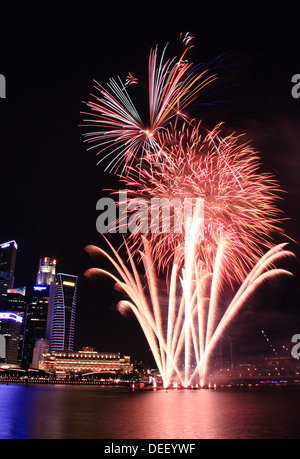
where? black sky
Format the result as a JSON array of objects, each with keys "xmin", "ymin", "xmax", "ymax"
[{"xmin": 0, "ymin": 3, "xmax": 300, "ymax": 365}]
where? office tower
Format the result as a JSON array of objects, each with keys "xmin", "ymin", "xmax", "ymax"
[
  {"xmin": 0, "ymin": 240, "xmax": 18, "ymax": 307},
  {"xmin": 22, "ymin": 284, "xmax": 53, "ymax": 368},
  {"xmin": 36, "ymin": 257, "xmax": 56, "ymax": 286},
  {"xmin": 0, "ymin": 312, "xmax": 23, "ymax": 367},
  {"xmin": 6, "ymin": 287, "xmax": 27, "ymax": 361},
  {"xmin": 22, "ymin": 257, "xmax": 56, "ymax": 368},
  {"xmin": 49, "ymin": 273, "xmax": 78, "ymax": 352}
]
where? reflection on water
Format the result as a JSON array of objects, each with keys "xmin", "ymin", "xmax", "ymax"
[{"xmin": 0, "ymin": 384, "xmax": 300, "ymax": 439}]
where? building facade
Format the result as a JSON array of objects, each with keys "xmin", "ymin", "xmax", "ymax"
[{"xmin": 39, "ymin": 348, "xmax": 132, "ymax": 376}]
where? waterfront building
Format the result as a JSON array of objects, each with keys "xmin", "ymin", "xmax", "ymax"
[
  {"xmin": 39, "ymin": 348, "xmax": 132, "ymax": 376},
  {"xmin": 0, "ymin": 312, "xmax": 23, "ymax": 367},
  {"xmin": 36, "ymin": 257, "xmax": 56, "ymax": 286},
  {"xmin": 48, "ymin": 273, "xmax": 78, "ymax": 352}
]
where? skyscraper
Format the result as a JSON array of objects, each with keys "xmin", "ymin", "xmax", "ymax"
[
  {"xmin": 36, "ymin": 257, "xmax": 56, "ymax": 286},
  {"xmin": 6, "ymin": 287, "xmax": 27, "ymax": 361},
  {"xmin": 22, "ymin": 285, "xmax": 52, "ymax": 368},
  {"xmin": 22, "ymin": 257, "xmax": 56, "ymax": 367},
  {"xmin": 0, "ymin": 240, "xmax": 18, "ymax": 308},
  {"xmin": 48, "ymin": 273, "xmax": 78, "ymax": 352}
]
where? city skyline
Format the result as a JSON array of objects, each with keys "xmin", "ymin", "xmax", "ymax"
[
  {"xmin": 0, "ymin": 5, "xmax": 300, "ymax": 367},
  {"xmin": 1, "ymin": 3, "xmax": 300, "ymax": 442},
  {"xmin": 0, "ymin": 240, "xmax": 80, "ymax": 369}
]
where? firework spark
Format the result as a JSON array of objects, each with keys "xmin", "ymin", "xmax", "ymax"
[
  {"xmin": 81, "ymin": 38, "xmax": 218, "ymax": 174},
  {"xmin": 85, "ymin": 235, "xmax": 294, "ymax": 387}
]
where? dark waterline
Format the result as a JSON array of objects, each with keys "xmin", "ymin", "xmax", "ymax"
[{"xmin": 0, "ymin": 384, "xmax": 300, "ymax": 439}]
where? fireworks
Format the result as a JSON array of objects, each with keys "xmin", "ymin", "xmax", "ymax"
[
  {"xmin": 82, "ymin": 35, "xmax": 293, "ymax": 387},
  {"xmin": 81, "ymin": 37, "xmax": 218, "ymax": 174},
  {"xmin": 85, "ymin": 238, "xmax": 294, "ymax": 387},
  {"xmin": 120, "ymin": 121, "xmax": 284, "ymax": 285}
]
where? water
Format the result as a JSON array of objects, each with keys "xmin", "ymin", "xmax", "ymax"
[{"xmin": 0, "ymin": 384, "xmax": 300, "ymax": 439}]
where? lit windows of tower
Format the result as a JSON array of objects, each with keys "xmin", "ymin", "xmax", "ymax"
[
  {"xmin": 36, "ymin": 257, "xmax": 56, "ymax": 286},
  {"xmin": 49, "ymin": 273, "xmax": 78, "ymax": 352}
]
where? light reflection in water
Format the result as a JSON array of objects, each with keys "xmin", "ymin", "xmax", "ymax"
[{"xmin": 0, "ymin": 384, "xmax": 300, "ymax": 439}]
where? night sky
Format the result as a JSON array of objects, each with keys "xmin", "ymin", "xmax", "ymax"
[{"xmin": 0, "ymin": 3, "xmax": 300, "ymax": 365}]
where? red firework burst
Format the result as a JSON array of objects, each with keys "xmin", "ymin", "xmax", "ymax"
[{"xmin": 118, "ymin": 121, "xmax": 284, "ymax": 285}]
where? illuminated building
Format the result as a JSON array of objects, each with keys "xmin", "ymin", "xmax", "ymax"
[
  {"xmin": 48, "ymin": 273, "xmax": 78, "ymax": 352},
  {"xmin": 0, "ymin": 312, "xmax": 23, "ymax": 367},
  {"xmin": 39, "ymin": 348, "xmax": 132, "ymax": 376},
  {"xmin": 36, "ymin": 257, "xmax": 56, "ymax": 286},
  {"xmin": 22, "ymin": 284, "xmax": 53, "ymax": 368},
  {"xmin": 22, "ymin": 257, "xmax": 56, "ymax": 368},
  {"xmin": 5, "ymin": 287, "xmax": 26, "ymax": 361},
  {"xmin": 0, "ymin": 242, "xmax": 22, "ymax": 366},
  {"xmin": 0, "ymin": 240, "xmax": 18, "ymax": 307}
]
